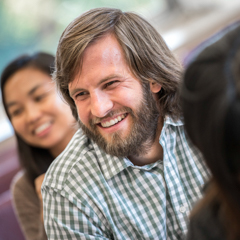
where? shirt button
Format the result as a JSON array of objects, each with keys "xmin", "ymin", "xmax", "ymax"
[{"xmin": 179, "ymin": 205, "xmax": 186, "ymax": 213}]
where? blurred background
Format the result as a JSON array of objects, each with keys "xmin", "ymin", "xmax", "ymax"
[
  {"xmin": 0, "ymin": 0, "xmax": 240, "ymax": 238},
  {"xmin": 1, "ymin": 0, "xmax": 240, "ymax": 141}
]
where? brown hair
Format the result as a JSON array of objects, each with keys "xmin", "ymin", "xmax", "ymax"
[{"xmin": 54, "ymin": 7, "xmax": 182, "ymax": 120}]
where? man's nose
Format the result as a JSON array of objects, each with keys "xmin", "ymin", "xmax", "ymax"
[{"xmin": 90, "ymin": 91, "xmax": 113, "ymax": 118}]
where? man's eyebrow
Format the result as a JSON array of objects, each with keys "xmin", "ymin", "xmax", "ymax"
[
  {"xmin": 69, "ymin": 74, "xmax": 122, "ymax": 98},
  {"xmin": 69, "ymin": 88, "xmax": 85, "ymax": 98}
]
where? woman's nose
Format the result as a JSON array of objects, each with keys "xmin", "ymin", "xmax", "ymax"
[
  {"xmin": 90, "ymin": 91, "xmax": 113, "ymax": 118},
  {"xmin": 25, "ymin": 104, "xmax": 42, "ymax": 123}
]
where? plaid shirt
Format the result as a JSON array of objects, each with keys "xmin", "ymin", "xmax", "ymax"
[{"xmin": 42, "ymin": 116, "xmax": 209, "ymax": 240}]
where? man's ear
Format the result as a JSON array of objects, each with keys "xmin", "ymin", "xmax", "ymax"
[{"xmin": 150, "ymin": 81, "xmax": 162, "ymax": 93}]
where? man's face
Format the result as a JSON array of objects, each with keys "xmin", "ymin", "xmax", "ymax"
[{"xmin": 69, "ymin": 34, "xmax": 160, "ymax": 157}]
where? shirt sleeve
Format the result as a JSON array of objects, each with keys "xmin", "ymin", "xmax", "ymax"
[
  {"xmin": 42, "ymin": 186, "xmax": 111, "ymax": 240},
  {"xmin": 11, "ymin": 172, "xmax": 47, "ymax": 240}
]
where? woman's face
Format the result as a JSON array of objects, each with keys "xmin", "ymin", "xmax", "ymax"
[{"xmin": 4, "ymin": 67, "xmax": 76, "ymax": 156}]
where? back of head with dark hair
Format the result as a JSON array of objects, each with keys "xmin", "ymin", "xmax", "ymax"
[
  {"xmin": 181, "ymin": 22, "xmax": 240, "ymax": 239},
  {"xmin": 0, "ymin": 52, "xmax": 55, "ymax": 184}
]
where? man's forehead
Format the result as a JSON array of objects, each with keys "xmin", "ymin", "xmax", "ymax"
[
  {"xmin": 69, "ymin": 35, "xmax": 128, "ymax": 85},
  {"xmin": 82, "ymin": 34, "xmax": 123, "ymax": 63}
]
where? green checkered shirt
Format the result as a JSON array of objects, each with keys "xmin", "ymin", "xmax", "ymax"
[{"xmin": 42, "ymin": 116, "xmax": 209, "ymax": 240}]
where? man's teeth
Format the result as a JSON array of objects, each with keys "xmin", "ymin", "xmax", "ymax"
[
  {"xmin": 35, "ymin": 122, "xmax": 51, "ymax": 134},
  {"xmin": 101, "ymin": 114, "xmax": 126, "ymax": 128}
]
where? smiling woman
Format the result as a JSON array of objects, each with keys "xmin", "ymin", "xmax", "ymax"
[
  {"xmin": 5, "ymin": 67, "xmax": 73, "ymax": 155},
  {"xmin": 0, "ymin": 52, "xmax": 77, "ymax": 240}
]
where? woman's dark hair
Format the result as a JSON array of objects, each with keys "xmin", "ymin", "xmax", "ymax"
[
  {"xmin": 0, "ymin": 52, "xmax": 55, "ymax": 185},
  {"xmin": 181, "ymin": 22, "xmax": 240, "ymax": 240}
]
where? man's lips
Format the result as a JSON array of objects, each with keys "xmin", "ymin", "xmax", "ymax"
[{"xmin": 98, "ymin": 113, "xmax": 127, "ymax": 128}]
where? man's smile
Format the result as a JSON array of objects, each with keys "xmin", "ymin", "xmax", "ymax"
[{"xmin": 99, "ymin": 113, "xmax": 127, "ymax": 128}]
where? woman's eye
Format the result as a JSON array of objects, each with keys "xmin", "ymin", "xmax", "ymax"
[
  {"xmin": 35, "ymin": 94, "xmax": 47, "ymax": 102},
  {"xmin": 11, "ymin": 108, "xmax": 23, "ymax": 117}
]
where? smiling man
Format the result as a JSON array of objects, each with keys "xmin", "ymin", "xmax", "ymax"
[
  {"xmin": 42, "ymin": 8, "xmax": 209, "ymax": 240},
  {"xmin": 70, "ymin": 34, "xmax": 162, "ymax": 166}
]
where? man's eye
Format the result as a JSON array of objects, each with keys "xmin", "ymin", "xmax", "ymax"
[
  {"xmin": 104, "ymin": 81, "xmax": 118, "ymax": 88},
  {"xmin": 75, "ymin": 92, "xmax": 88, "ymax": 100},
  {"xmin": 76, "ymin": 92, "xmax": 86, "ymax": 97}
]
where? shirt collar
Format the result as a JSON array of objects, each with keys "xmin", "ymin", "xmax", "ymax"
[
  {"xmin": 91, "ymin": 142, "xmax": 130, "ymax": 180},
  {"xmin": 164, "ymin": 115, "xmax": 184, "ymax": 127}
]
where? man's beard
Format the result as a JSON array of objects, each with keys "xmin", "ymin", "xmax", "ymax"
[{"xmin": 79, "ymin": 85, "xmax": 160, "ymax": 157}]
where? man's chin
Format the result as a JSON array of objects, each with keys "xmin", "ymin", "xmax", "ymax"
[{"xmin": 103, "ymin": 130, "xmax": 132, "ymax": 145}]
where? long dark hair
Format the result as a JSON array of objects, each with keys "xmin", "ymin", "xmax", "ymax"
[
  {"xmin": 181, "ymin": 22, "xmax": 240, "ymax": 240},
  {"xmin": 1, "ymin": 52, "xmax": 55, "ymax": 185}
]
